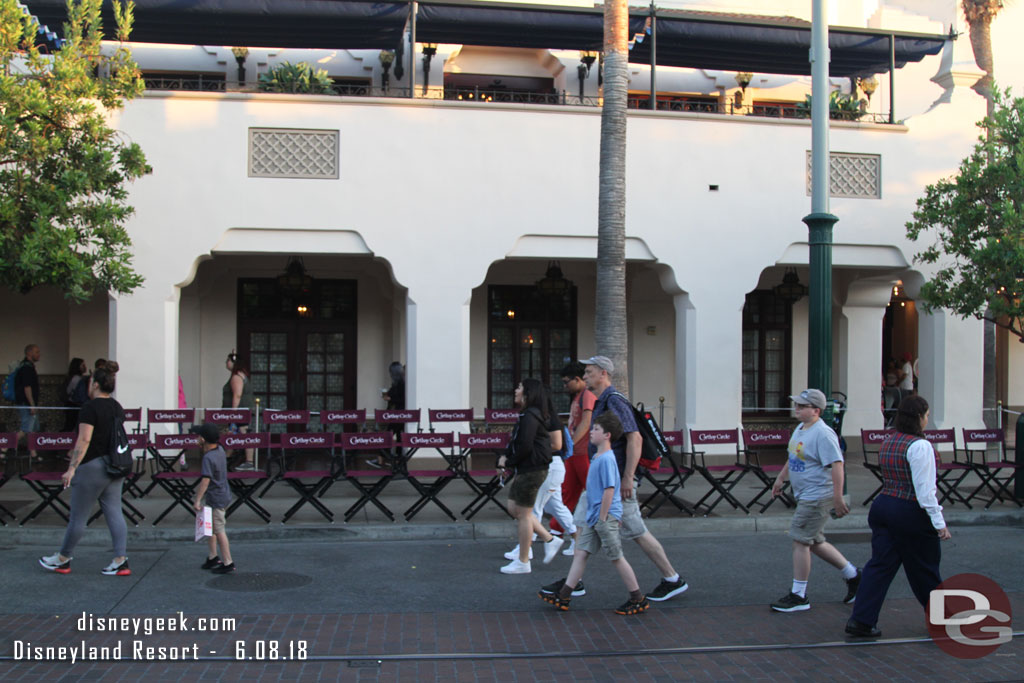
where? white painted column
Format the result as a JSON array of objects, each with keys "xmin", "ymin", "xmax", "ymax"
[
  {"xmin": 837, "ymin": 280, "xmax": 892, "ymax": 436},
  {"xmin": 404, "ymin": 283, "xmax": 472, "ymax": 427},
  {"xmin": 109, "ymin": 284, "xmax": 180, "ymax": 413},
  {"xmin": 918, "ymin": 309, "xmax": 984, "ymax": 430},
  {"xmin": 687, "ymin": 286, "xmax": 744, "ymax": 434},
  {"xmin": 673, "ymin": 293, "xmax": 696, "ymax": 437}
]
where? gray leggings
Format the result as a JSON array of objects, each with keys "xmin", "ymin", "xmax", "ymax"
[{"xmin": 60, "ymin": 458, "xmax": 128, "ymax": 558}]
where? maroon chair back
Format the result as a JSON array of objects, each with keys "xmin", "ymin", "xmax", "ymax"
[
  {"xmin": 428, "ymin": 409, "xmax": 473, "ymax": 430},
  {"xmin": 321, "ymin": 409, "xmax": 366, "ymax": 426},
  {"xmin": 263, "ymin": 409, "xmax": 310, "ymax": 426},
  {"xmin": 689, "ymin": 429, "xmax": 739, "ymax": 451},
  {"xmin": 280, "ymin": 432, "xmax": 335, "ymax": 450},
  {"xmin": 29, "ymin": 433, "xmax": 77, "ymax": 451},
  {"xmin": 459, "ymin": 432, "xmax": 510, "ymax": 451},
  {"xmin": 206, "ymin": 408, "xmax": 251, "ymax": 425},
  {"xmin": 222, "ymin": 432, "xmax": 271, "ymax": 450},
  {"xmin": 147, "ymin": 409, "xmax": 194, "ymax": 425},
  {"xmin": 375, "ymin": 409, "xmax": 420, "ymax": 425},
  {"xmin": 152, "ymin": 433, "xmax": 200, "ymax": 451},
  {"xmin": 401, "ymin": 432, "xmax": 454, "ymax": 449},
  {"xmin": 961, "ymin": 428, "xmax": 1006, "ymax": 462},
  {"xmin": 741, "ymin": 429, "xmax": 790, "ymax": 450},
  {"xmin": 484, "ymin": 409, "xmax": 519, "ymax": 425},
  {"xmin": 339, "ymin": 432, "xmax": 394, "ymax": 451}
]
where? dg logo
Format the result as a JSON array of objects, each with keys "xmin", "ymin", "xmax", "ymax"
[{"xmin": 927, "ymin": 573, "xmax": 1012, "ymax": 659}]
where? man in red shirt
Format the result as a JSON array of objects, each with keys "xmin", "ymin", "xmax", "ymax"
[{"xmin": 549, "ymin": 362, "xmax": 596, "ymax": 551}]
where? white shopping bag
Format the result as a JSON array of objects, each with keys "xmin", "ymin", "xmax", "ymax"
[{"xmin": 194, "ymin": 506, "xmax": 213, "ymax": 541}]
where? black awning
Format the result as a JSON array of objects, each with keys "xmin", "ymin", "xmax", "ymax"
[
  {"xmin": 22, "ymin": 0, "xmax": 947, "ymax": 76},
  {"xmin": 627, "ymin": 13, "xmax": 946, "ymax": 77},
  {"xmin": 416, "ymin": 3, "xmax": 646, "ymax": 51},
  {"xmin": 23, "ymin": 0, "xmax": 410, "ymax": 50}
]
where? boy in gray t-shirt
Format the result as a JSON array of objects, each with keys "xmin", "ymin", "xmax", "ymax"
[
  {"xmin": 769, "ymin": 389, "xmax": 860, "ymax": 613},
  {"xmin": 190, "ymin": 424, "xmax": 235, "ymax": 574}
]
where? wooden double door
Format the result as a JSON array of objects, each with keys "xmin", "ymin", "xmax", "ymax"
[{"xmin": 238, "ymin": 321, "xmax": 356, "ymax": 429}]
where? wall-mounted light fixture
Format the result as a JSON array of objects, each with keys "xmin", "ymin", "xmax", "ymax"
[{"xmin": 773, "ymin": 268, "xmax": 808, "ymax": 303}]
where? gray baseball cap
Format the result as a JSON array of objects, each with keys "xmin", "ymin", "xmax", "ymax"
[
  {"xmin": 790, "ymin": 388, "xmax": 826, "ymax": 410},
  {"xmin": 581, "ymin": 355, "xmax": 614, "ymax": 373}
]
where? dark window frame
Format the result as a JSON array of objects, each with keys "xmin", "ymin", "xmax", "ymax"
[{"xmin": 742, "ymin": 290, "xmax": 793, "ymax": 416}]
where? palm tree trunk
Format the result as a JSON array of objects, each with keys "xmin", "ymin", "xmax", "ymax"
[
  {"xmin": 596, "ymin": 0, "xmax": 630, "ymax": 395},
  {"xmin": 962, "ymin": 1, "xmax": 1003, "ymax": 425},
  {"xmin": 967, "ymin": 14, "xmax": 995, "ymax": 110}
]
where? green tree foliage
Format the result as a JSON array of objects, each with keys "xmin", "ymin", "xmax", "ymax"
[
  {"xmin": 0, "ymin": 0, "xmax": 150, "ymax": 302},
  {"xmin": 258, "ymin": 62, "xmax": 333, "ymax": 94},
  {"xmin": 906, "ymin": 88, "xmax": 1024, "ymax": 341}
]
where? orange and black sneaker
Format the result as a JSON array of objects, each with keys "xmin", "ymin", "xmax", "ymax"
[
  {"xmin": 538, "ymin": 591, "xmax": 570, "ymax": 611},
  {"xmin": 614, "ymin": 596, "xmax": 650, "ymax": 615},
  {"xmin": 101, "ymin": 559, "xmax": 131, "ymax": 576},
  {"xmin": 39, "ymin": 554, "xmax": 72, "ymax": 574}
]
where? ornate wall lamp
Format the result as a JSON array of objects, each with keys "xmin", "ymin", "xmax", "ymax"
[
  {"xmin": 577, "ymin": 51, "xmax": 598, "ymax": 101},
  {"xmin": 379, "ymin": 49, "xmax": 395, "ymax": 93},
  {"xmin": 773, "ymin": 268, "xmax": 808, "ymax": 303},
  {"xmin": 421, "ymin": 43, "xmax": 438, "ymax": 95},
  {"xmin": 231, "ymin": 47, "xmax": 249, "ymax": 85}
]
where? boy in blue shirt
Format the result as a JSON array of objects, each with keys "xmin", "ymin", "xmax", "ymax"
[{"xmin": 539, "ymin": 412, "xmax": 649, "ymax": 615}]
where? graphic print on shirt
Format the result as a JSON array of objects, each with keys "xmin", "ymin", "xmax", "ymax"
[{"xmin": 789, "ymin": 440, "xmax": 807, "ymax": 472}]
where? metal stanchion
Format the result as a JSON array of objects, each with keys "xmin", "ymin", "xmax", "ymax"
[
  {"xmin": 1016, "ymin": 411, "xmax": 1023, "ymax": 499},
  {"xmin": 254, "ymin": 397, "xmax": 261, "ymax": 471}
]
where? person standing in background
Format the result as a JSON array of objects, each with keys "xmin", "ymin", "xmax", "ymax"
[
  {"xmin": 15, "ymin": 344, "xmax": 42, "ymax": 462},
  {"xmin": 63, "ymin": 358, "xmax": 89, "ymax": 432},
  {"xmin": 223, "ymin": 351, "xmax": 256, "ymax": 471},
  {"xmin": 371, "ymin": 361, "xmax": 405, "ymax": 468}
]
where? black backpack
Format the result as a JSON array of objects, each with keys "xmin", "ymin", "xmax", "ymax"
[
  {"xmin": 610, "ymin": 392, "xmax": 670, "ymax": 471},
  {"xmin": 103, "ymin": 406, "xmax": 132, "ymax": 478}
]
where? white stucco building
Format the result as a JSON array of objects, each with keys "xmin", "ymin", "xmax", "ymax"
[{"xmin": 7, "ymin": 0, "xmax": 1024, "ymax": 446}]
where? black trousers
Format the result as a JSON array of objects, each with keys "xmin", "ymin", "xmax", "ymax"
[{"xmin": 851, "ymin": 494, "xmax": 942, "ymax": 627}]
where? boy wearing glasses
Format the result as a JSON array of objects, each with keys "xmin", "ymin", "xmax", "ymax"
[{"xmin": 770, "ymin": 388, "xmax": 859, "ymax": 612}]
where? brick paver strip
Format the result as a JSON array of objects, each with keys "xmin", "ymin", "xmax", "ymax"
[{"xmin": 1, "ymin": 596, "xmax": 1020, "ymax": 680}]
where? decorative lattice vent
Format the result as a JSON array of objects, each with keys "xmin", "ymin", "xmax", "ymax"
[
  {"xmin": 249, "ymin": 128, "xmax": 339, "ymax": 179},
  {"xmin": 806, "ymin": 151, "xmax": 881, "ymax": 199}
]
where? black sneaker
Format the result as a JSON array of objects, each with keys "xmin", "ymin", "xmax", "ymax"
[
  {"xmin": 212, "ymin": 562, "xmax": 235, "ymax": 574},
  {"xmin": 647, "ymin": 577, "xmax": 688, "ymax": 602},
  {"xmin": 540, "ymin": 578, "xmax": 586, "ymax": 597},
  {"xmin": 614, "ymin": 596, "xmax": 650, "ymax": 615},
  {"xmin": 770, "ymin": 592, "xmax": 810, "ymax": 612},
  {"xmin": 843, "ymin": 569, "xmax": 861, "ymax": 604},
  {"xmin": 201, "ymin": 556, "xmax": 223, "ymax": 570},
  {"xmin": 538, "ymin": 591, "xmax": 571, "ymax": 611}
]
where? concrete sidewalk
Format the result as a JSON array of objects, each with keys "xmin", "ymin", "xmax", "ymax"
[{"xmin": 2, "ymin": 456, "xmax": 1022, "ymax": 547}]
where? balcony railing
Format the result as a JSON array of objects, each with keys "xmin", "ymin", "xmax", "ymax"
[
  {"xmin": 143, "ymin": 77, "xmax": 226, "ymax": 92},
  {"xmin": 142, "ymin": 80, "xmax": 892, "ymax": 124}
]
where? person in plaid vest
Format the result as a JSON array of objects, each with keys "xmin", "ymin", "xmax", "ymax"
[{"xmin": 845, "ymin": 395, "xmax": 950, "ymax": 639}]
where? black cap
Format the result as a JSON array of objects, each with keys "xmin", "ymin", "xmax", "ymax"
[{"xmin": 189, "ymin": 423, "xmax": 220, "ymax": 444}]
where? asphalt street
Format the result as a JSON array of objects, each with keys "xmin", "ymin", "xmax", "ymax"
[
  {"xmin": 1, "ymin": 524, "xmax": 1022, "ymax": 683},
  {"xmin": 3, "ymin": 526, "xmax": 1022, "ymax": 616}
]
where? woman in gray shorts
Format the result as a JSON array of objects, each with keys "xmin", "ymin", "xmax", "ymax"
[
  {"xmin": 497, "ymin": 378, "xmax": 563, "ymax": 574},
  {"xmin": 39, "ymin": 362, "xmax": 131, "ymax": 576}
]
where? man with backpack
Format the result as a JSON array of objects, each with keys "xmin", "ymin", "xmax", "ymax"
[{"xmin": 570, "ymin": 355, "xmax": 688, "ymax": 601}]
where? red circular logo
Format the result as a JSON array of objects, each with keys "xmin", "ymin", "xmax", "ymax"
[{"xmin": 926, "ymin": 573, "xmax": 1012, "ymax": 659}]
